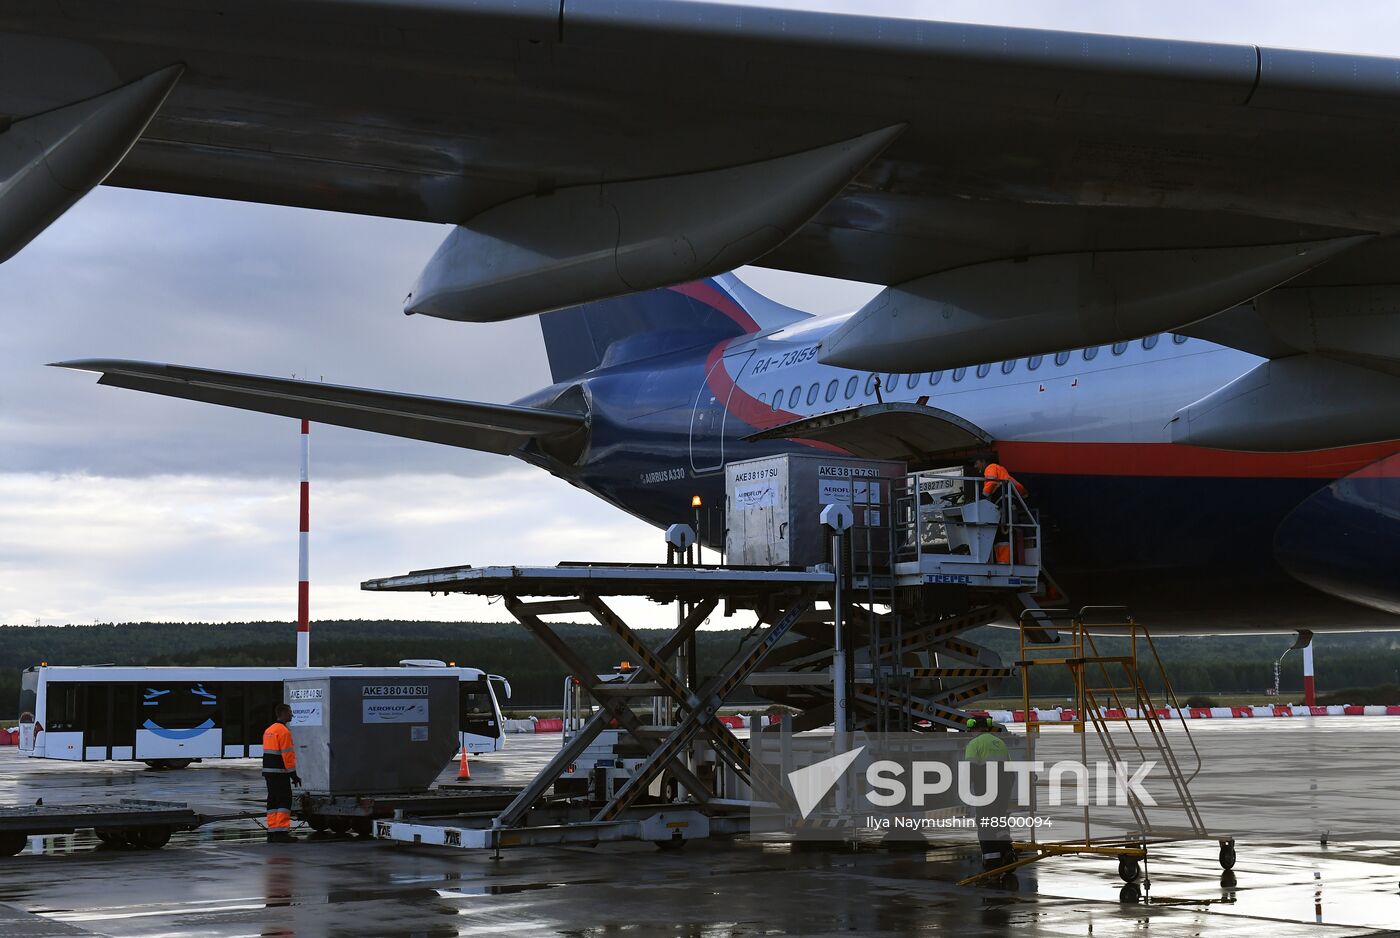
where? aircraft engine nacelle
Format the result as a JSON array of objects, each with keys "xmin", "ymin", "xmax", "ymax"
[
  {"xmin": 0, "ymin": 64, "xmax": 182, "ymax": 265},
  {"xmin": 818, "ymin": 237, "xmax": 1367, "ymax": 373},
  {"xmin": 1169, "ymin": 353, "xmax": 1400, "ymax": 452},
  {"xmin": 1275, "ymin": 451, "xmax": 1400, "ymax": 615},
  {"xmin": 404, "ymin": 125, "xmax": 903, "ymax": 323}
]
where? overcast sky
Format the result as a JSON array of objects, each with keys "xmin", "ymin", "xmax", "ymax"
[{"xmin": 5, "ymin": 1, "xmax": 1400, "ymax": 632}]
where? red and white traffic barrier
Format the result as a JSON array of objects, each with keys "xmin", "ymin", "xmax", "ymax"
[{"xmin": 973, "ymin": 704, "xmax": 1400, "ymax": 723}]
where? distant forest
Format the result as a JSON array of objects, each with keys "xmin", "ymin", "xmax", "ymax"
[{"xmin": 0, "ymin": 619, "xmax": 1398, "ymax": 719}]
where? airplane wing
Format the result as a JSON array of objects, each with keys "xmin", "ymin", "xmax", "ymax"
[
  {"xmin": 51, "ymin": 360, "xmax": 588, "ymax": 457},
  {"xmin": 10, "ymin": 3, "xmax": 1400, "ymax": 367}
]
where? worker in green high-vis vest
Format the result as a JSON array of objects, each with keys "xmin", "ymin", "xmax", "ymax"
[{"xmin": 965, "ymin": 716, "xmax": 1015, "ymax": 871}]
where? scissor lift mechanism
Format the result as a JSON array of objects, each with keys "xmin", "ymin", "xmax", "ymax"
[{"xmin": 362, "ymin": 563, "xmax": 828, "ymax": 849}]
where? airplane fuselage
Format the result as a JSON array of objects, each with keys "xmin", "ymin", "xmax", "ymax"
[{"xmin": 519, "ymin": 310, "xmax": 1400, "ymax": 633}]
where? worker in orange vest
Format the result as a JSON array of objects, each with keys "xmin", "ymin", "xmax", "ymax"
[
  {"xmin": 262, "ymin": 703, "xmax": 302, "ymax": 843},
  {"xmin": 974, "ymin": 457, "xmax": 1026, "ymax": 503}
]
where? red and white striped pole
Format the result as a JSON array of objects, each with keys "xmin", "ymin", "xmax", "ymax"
[
  {"xmin": 296, "ymin": 419, "xmax": 310, "ymax": 669},
  {"xmin": 1303, "ymin": 639, "xmax": 1315, "ymax": 707}
]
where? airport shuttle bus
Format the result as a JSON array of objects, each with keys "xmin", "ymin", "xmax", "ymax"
[{"xmin": 17, "ymin": 663, "xmax": 512, "ymax": 768}]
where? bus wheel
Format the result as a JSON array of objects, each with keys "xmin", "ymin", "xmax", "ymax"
[
  {"xmin": 134, "ymin": 826, "xmax": 172, "ymax": 850},
  {"xmin": 0, "ymin": 832, "xmax": 26, "ymax": 856}
]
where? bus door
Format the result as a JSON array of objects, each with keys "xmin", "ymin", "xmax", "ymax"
[
  {"xmin": 459, "ymin": 677, "xmax": 503, "ymax": 754},
  {"xmin": 83, "ymin": 684, "xmax": 110, "ymax": 760},
  {"xmin": 17, "ymin": 670, "xmax": 38, "ymax": 753},
  {"xmin": 110, "ymin": 684, "xmax": 136, "ymax": 761}
]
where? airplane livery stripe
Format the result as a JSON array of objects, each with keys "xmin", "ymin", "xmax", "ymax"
[
  {"xmin": 997, "ymin": 440, "xmax": 1400, "ymax": 479},
  {"xmin": 668, "ymin": 281, "xmax": 761, "ymax": 334}
]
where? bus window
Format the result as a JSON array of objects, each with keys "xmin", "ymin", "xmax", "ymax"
[
  {"xmin": 18, "ymin": 670, "xmax": 37, "ymax": 721},
  {"xmin": 47, "ymin": 683, "xmax": 81, "ymax": 732},
  {"xmin": 248, "ymin": 683, "xmax": 281, "ymax": 743}
]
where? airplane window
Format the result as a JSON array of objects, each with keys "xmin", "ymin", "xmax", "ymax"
[
  {"xmin": 1082, "ymin": 346, "xmax": 1099, "ymax": 361},
  {"xmin": 906, "ymin": 373, "xmax": 920, "ymax": 390},
  {"xmin": 1054, "ymin": 351, "xmax": 1071, "ymax": 366},
  {"xmin": 845, "ymin": 376, "xmax": 858, "ymax": 399},
  {"xmin": 1173, "ymin": 333, "xmax": 1189, "ymax": 345},
  {"xmin": 790, "ymin": 385, "xmax": 801, "ymax": 404},
  {"xmin": 885, "ymin": 373, "xmax": 898, "ymax": 393},
  {"xmin": 806, "ymin": 383, "xmax": 819, "ymax": 406},
  {"xmin": 976, "ymin": 363, "xmax": 991, "ymax": 378},
  {"xmin": 772, "ymin": 389, "xmax": 784, "ymax": 410},
  {"xmin": 952, "ymin": 367, "xmax": 967, "ymax": 382},
  {"xmin": 1111, "ymin": 341, "xmax": 1129, "ymax": 355},
  {"xmin": 758, "ymin": 392, "xmax": 767, "ymax": 404},
  {"xmin": 1142, "ymin": 334, "xmax": 1159, "ymax": 350},
  {"xmin": 865, "ymin": 373, "xmax": 879, "ymax": 396},
  {"xmin": 825, "ymin": 379, "xmax": 839, "ymax": 402},
  {"xmin": 929, "ymin": 371, "xmax": 942, "ymax": 386},
  {"xmin": 1000, "ymin": 360, "xmax": 1016, "ymax": 375},
  {"xmin": 1027, "ymin": 355, "xmax": 1043, "ymax": 371}
]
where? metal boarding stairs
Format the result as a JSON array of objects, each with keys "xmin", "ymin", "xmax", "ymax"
[
  {"xmin": 958, "ymin": 607, "xmax": 1214, "ymax": 886},
  {"xmin": 748, "ymin": 473, "xmax": 1060, "ymax": 734}
]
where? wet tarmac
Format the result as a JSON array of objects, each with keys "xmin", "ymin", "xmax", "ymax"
[{"xmin": 0, "ymin": 722, "xmax": 1396, "ymax": 937}]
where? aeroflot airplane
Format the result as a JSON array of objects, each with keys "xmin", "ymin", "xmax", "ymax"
[{"xmin": 59, "ymin": 274, "xmax": 1400, "ymax": 635}]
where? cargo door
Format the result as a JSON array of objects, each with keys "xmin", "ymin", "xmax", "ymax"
[{"xmin": 690, "ymin": 349, "xmax": 755, "ymax": 473}]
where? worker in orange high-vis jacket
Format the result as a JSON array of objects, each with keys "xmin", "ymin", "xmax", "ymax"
[
  {"xmin": 974, "ymin": 457, "xmax": 1027, "ymax": 504},
  {"xmin": 262, "ymin": 703, "xmax": 302, "ymax": 843}
]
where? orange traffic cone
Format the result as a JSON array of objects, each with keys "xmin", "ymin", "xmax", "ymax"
[{"xmin": 457, "ymin": 744, "xmax": 471, "ymax": 780}]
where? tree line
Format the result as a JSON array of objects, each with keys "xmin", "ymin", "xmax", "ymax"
[{"xmin": 0, "ymin": 619, "xmax": 1396, "ymax": 719}]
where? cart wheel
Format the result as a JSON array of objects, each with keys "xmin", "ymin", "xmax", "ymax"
[
  {"xmin": 93, "ymin": 828, "xmax": 113, "ymax": 845},
  {"xmin": 352, "ymin": 817, "xmax": 372, "ymax": 837},
  {"xmin": 1117, "ymin": 857, "xmax": 1141, "ymax": 883},
  {"xmin": 163, "ymin": 759, "xmax": 193, "ymax": 770},
  {"xmin": 661, "ymin": 775, "xmax": 679, "ymax": 803},
  {"xmin": 1219, "ymin": 840, "xmax": 1236, "ymax": 871},
  {"xmin": 327, "ymin": 817, "xmax": 352, "ymax": 835},
  {"xmin": 307, "ymin": 815, "xmax": 329, "ymax": 832},
  {"xmin": 134, "ymin": 826, "xmax": 172, "ymax": 850},
  {"xmin": 654, "ymin": 836, "xmax": 686, "ymax": 851},
  {"xmin": 0, "ymin": 832, "xmax": 26, "ymax": 857},
  {"xmin": 1119, "ymin": 881, "xmax": 1141, "ymax": 904}
]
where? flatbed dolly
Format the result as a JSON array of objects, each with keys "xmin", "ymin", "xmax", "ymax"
[
  {"xmin": 296, "ymin": 785, "xmax": 523, "ymax": 837},
  {"xmin": 0, "ymin": 798, "xmax": 251, "ymax": 855}
]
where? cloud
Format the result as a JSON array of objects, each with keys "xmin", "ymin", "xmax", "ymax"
[{"xmin": 0, "ymin": 469, "xmax": 666, "ymax": 625}]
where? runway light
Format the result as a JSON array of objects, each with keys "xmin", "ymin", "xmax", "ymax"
[{"xmin": 691, "ymin": 495, "xmax": 703, "ymax": 508}]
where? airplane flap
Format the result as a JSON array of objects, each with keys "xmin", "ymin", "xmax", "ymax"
[
  {"xmin": 51, "ymin": 359, "xmax": 587, "ymax": 457},
  {"xmin": 743, "ymin": 402, "xmax": 992, "ymax": 468}
]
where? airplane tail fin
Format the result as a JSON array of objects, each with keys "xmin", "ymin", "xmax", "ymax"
[{"xmin": 539, "ymin": 273, "xmax": 811, "ymax": 383}]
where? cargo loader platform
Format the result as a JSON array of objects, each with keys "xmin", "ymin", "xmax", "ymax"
[{"xmin": 360, "ymin": 454, "xmax": 1058, "ymax": 852}]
